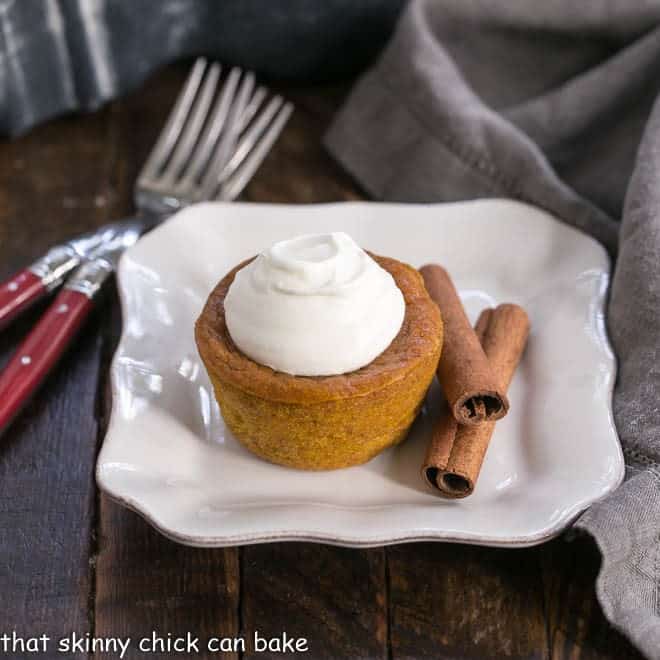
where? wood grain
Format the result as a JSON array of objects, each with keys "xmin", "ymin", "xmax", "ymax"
[
  {"xmin": 95, "ymin": 499, "xmax": 241, "ymax": 659},
  {"xmin": 0, "ymin": 106, "xmax": 118, "ymax": 652},
  {"xmin": 387, "ymin": 543, "xmax": 548, "ymax": 659},
  {"xmin": 241, "ymin": 544, "xmax": 387, "ymax": 659},
  {"xmin": 542, "ymin": 537, "xmax": 644, "ymax": 659},
  {"xmin": 0, "ymin": 62, "xmax": 644, "ymax": 660}
]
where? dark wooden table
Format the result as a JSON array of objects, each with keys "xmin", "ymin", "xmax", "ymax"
[{"xmin": 0, "ymin": 64, "xmax": 643, "ymax": 660}]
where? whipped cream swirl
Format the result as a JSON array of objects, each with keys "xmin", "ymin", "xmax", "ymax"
[{"xmin": 224, "ymin": 232, "xmax": 405, "ymax": 376}]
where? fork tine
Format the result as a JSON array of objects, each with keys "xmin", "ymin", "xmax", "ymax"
[
  {"xmin": 178, "ymin": 67, "xmax": 241, "ymax": 187},
  {"xmin": 159, "ymin": 62, "xmax": 221, "ymax": 186},
  {"xmin": 197, "ymin": 70, "xmax": 255, "ymax": 200},
  {"xmin": 238, "ymin": 86, "xmax": 268, "ymax": 133},
  {"xmin": 217, "ymin": 95, "xmax": 283, "ymax": 184},
  {"xmin": 136, "ymin": 60, "xmax": 291, "ymax": 210},
  {"xmin": 218, "ymin": 101, "xmax": 293, "ymax": 202},
  {"xmin": 138, "ymin": 58, "xmax": 207, "ymax": 184}
]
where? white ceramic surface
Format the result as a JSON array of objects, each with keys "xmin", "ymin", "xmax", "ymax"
[{"xmin": 97, "ymin": 200, "xmax": 624, "ymax": 548}]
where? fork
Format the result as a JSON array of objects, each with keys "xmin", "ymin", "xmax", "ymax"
[
  {"xmin": 0, "ymin": 58, "xmax": 293, "ymax": 435},
  {"xmin": 0, "ymin": 58, "xmax": 293, "ymax": 328},
  {"xmin": 136, "ymin": 57, "xmax": 293, "ymax": 212}
]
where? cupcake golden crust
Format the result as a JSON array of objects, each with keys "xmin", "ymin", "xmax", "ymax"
[{"xmin": 195, "ymin": 253, "xmax": 443, "ymax": 470}]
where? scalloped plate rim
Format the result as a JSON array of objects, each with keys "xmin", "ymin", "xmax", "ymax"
[{"xmin": 97, "ymin": 199, "xmax": 624, "ymax": 548}]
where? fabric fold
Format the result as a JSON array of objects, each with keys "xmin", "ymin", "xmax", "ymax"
[{"xmin": 325, "ymin": 0, "xmax": 621, "ymax": 252}]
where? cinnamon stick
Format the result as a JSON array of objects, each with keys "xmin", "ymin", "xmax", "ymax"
[
  {"xmin": 422, "ymin": 304, "xmax": 530, "ymax": 498},
  {"xmin": 420, "ymin": 264, "xmax": 508, "ymax": 426}
]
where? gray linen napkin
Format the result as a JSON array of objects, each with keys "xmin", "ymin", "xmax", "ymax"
[{"xmin": 325, "ymin": 2, "xmax": 660, "ymax": 656}]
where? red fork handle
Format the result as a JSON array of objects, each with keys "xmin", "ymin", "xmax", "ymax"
[
  {"xmin": 0, "ymin": 269, "xmax": 48, "ymax": 329},
  {"xmin": 0, "ymin": 289, "xmax": 93, "ymax": 435}
]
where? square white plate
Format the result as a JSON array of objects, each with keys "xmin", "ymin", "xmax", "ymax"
[{"xmin": 97, "ymin": 200, "xmax": 623, "ymax": 547}]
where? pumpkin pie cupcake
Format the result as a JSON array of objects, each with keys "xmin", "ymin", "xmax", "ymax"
[{"xmin": 195, "ymin": 232, "xmax": 442, "ymax": 470}]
